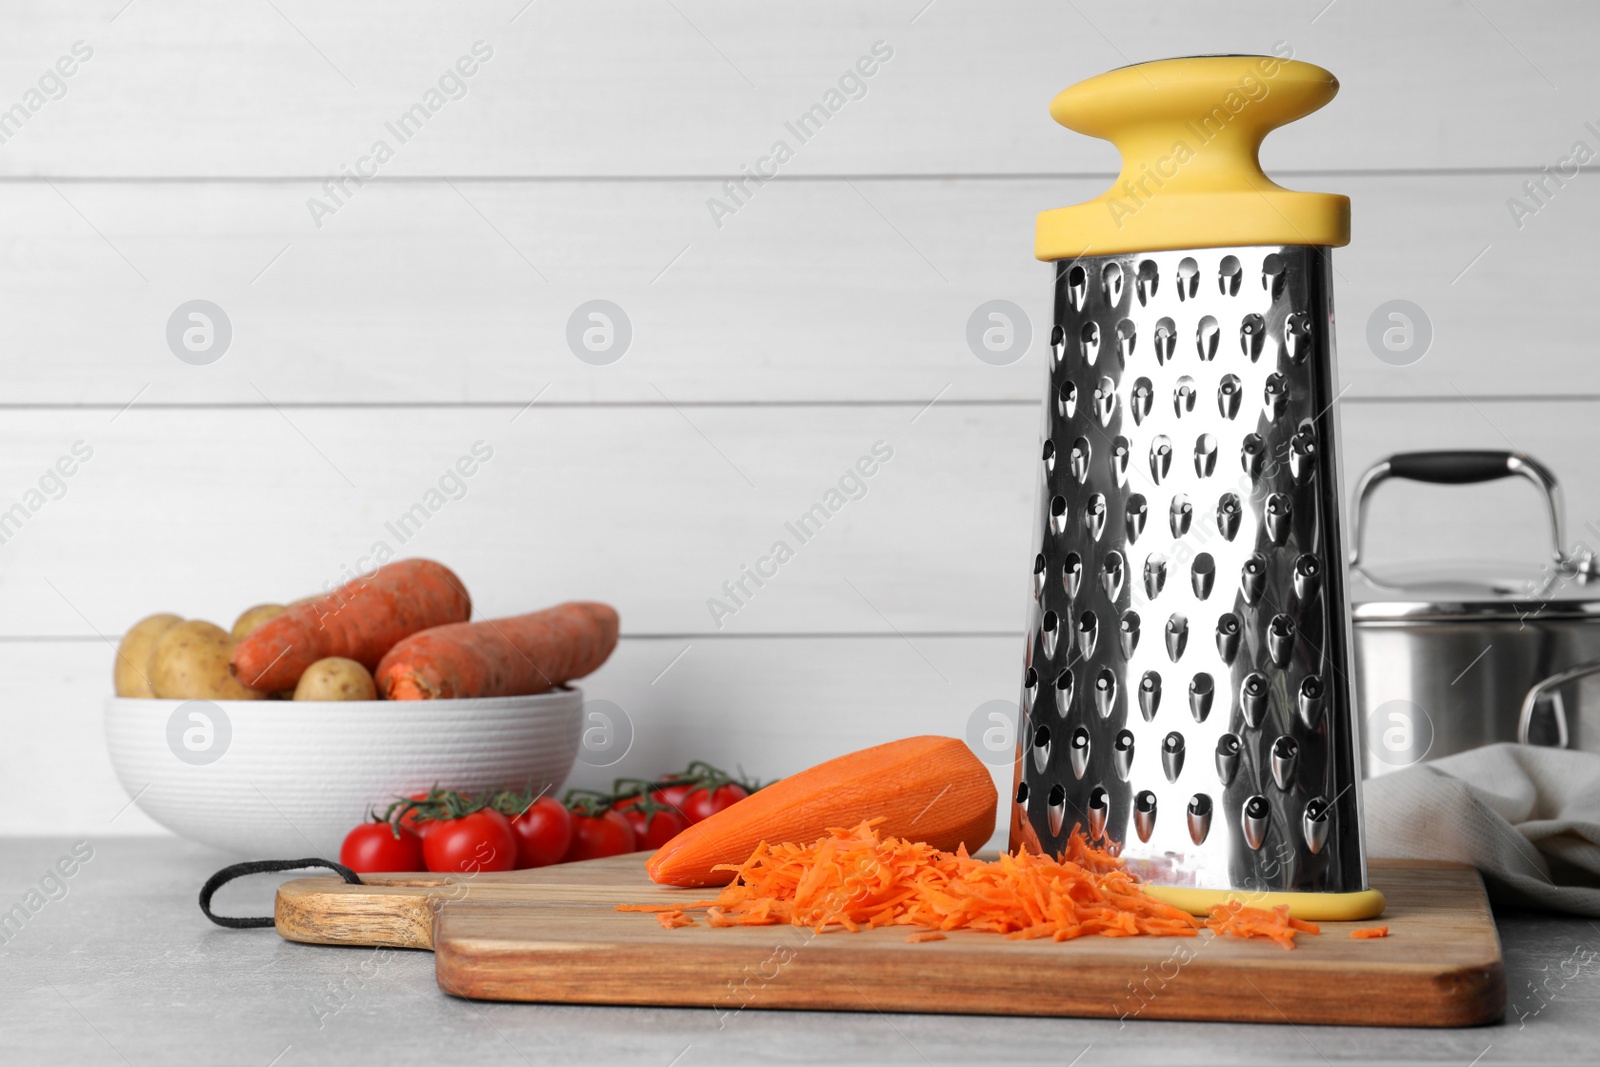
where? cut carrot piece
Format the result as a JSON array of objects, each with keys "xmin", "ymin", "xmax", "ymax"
[
  {"xmin": 1351, "ymin": 925, "xmax": 1390, "ymax": 939},
  {"xmin": 646, "ymin": 737, "xmax": 997, "ymax": 888},
  {"xmin": 905, "ymin": 931, "xmax": 947, "ymax": 943}
]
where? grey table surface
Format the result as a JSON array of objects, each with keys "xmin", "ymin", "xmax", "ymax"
[{"xmin": 1, "ymin": 838, "xmax": 1597, "ymax": 1067}]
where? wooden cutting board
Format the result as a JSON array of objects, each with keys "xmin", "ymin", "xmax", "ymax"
[{"xmin": 275, "ymin": 856, "xmax": 1504, "ymax": 1027}]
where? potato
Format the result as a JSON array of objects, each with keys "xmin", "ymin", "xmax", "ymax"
[
  {"xmin": 231, "ymin": 603, "xmax": 285, "ymax": 640},
  {"xmin": 293, "ymin": 657, "xmax": 377, "ymax": 702},
  {"xmin": 149, "ymin": 620, "xmax": 268, "ymax": 701},
  {"xmin": 114, "ymin": 613, "xmax": 183, "ymax": 698}
]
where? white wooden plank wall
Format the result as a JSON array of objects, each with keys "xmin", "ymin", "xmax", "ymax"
[{"xmin": 3, "ymin": 0, "xmax": 1593, "ymax": 837}]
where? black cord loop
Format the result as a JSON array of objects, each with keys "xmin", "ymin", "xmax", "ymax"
[{"xmin": 199, "ymin": 858, "xmax": 362, "ymax": 929}]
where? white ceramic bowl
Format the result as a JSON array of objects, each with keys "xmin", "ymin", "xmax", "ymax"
[{"xmin": 103, "ymin": 690, "xmax": 583, "ymax": 858}]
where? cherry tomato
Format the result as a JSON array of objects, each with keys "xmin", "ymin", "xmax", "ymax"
[
  {"xmin": 682, "ymin": 783, "xmax": 749, "ymax": 823},
  {"xmin": 564, "ymin": 810, "xmax": 637, "ymax": 861},
  {"xmin": 615, "ymin": 796, "xmax": 691, "ymax": 851},
  {"xmin": 398, "ymin": 792, "xmax": 437, "ymax": 838},
  {"xmin": 422, "ymin": 809, "xmax": 518, "ymax": 873},
  {"xmin": 340, "ymin": 823, "xmax": 424, "ymax": 874},
  {"xmin": 653, "ymin": 783, "xmax": 693, "ymax": 813},
  {"xmin": 510, "ymin": 797, "xmax": 574, "ymax": 868}
]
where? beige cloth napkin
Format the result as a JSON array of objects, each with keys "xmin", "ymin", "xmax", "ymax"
[{"xmin": 1363, "ymin": 743, "xmax": 1600, "ymax": 914}]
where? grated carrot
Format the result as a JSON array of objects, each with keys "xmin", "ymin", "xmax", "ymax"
[
  {"xmin": 617, "ymin": 819, "xmax": 1209, "ymax": 943},
  {"xmin": 1202, "ymin": 900, "xmax": 1320, "ymax": 950},
  {"xmin": 1351, "ymin": 925, "xmax": 1389, "ymax": 939},
  {"xmin": 904, "ymin": 931, "xmax": 947, "ymax": 943}
]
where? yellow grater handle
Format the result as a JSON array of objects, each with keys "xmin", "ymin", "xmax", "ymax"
[{"xmin": 1036, "ymin": 55, "xmax": 1349, "ymax": 261}]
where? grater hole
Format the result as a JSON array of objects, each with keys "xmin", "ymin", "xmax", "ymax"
[
  {"xmin": 1081, "ymin": 321, "xmax": 1101, "ymax": 365},
  {"xmin": 1218, "ymin": 374, "xmax": 1242, "ymax": 420},
  {"xmin": 1015, "ymin": 781, "xmax": 1029, "ymax": 805},
  {"xmin": 1154, "ymin": 317, "xmax": 1176, "ymax": 364},
  {"xmin": 1069, "ymin": 436, "xmax": 1092, "ymax": 483},
  {"xmin": 1050, "ymin": 323, "xmax": 1066, "ymax": 364},
  {"xmin": 1169, "ymin": 493, "xmax": 1193, "ymax": 537},
  {"xmin": 1049, "ymin": 494, "xmax": 1068, "ymax": 536},
  {"xmin": 1078, "ymin": 610, "xmax": 1100, "ymax": 658},
  {"xmin": 1241, "ymin": 433, "xmax": 1266, "ymax": 478},
  {"xmin": 1095, "ymin": 668, "xmax": 1118, "ymax": 718},
  {"xmin": 1061, "ymin": 551, "xmax": 1083, "ymax": 598},
  {"xmin": 1284, "ymin": 311, "xmax": 1312, "ymax": 364},
  {"xmin": 1219, "ymin": 255, "xmax": 1242, "ymax": 296},
  {"xmin": 1177, "ymin": 257, "xmax": 1199, "ymax": 300},
  {"xmin": 1143, "ymin": 553, "xmax": 1167, "ymax": 599},
  {"xmin": 1164, "ymin": 612, "xmax": 1189, "ymax": 662},
  {"xmin": 1084, "ymin": 493, "xmax": 1108, "ymax": 541},
  {"xmin": 1041, "ymin": 439, "xmax": 1056, "ymax": 472},
  {"xmin": 1102, "ymin": 551, "xmax": 1126, "ymax": 602},
  {"xmin": 1196, "ymin": 315, "xmax": 1220, "ymax": 361},
  {"xmin": 1125, "ymin": 493, "xmax": 1148, "ymax": 544},
  {"xmin": 1130, "ymin": 376, "xmax": 1153, "ymax": 425},
  {"xmin": 1191, "ymin": 552, "xmax": 1215, "ymax": 600},
  {"xmin": 1102, "ymin": 262, "xmax": 1125, "ymax": 306},
  {"xmin": 1115, "ymin": 319, "xmax": 1136, "ymax": 364},
  {"xmin": 1264, "ymin": 372, "xmax": 1288, "ymax": 419},
  {"xmin": 1114, "ymin": 729, "xmax": 1136, "ymax": 783},
  {"xmin": 1056, "ymin": 671, "xmax": 1075, "ymax": 718},
  {"xmin": 1093, "ymin": 376, "xmax": 1118, "ymax": 427},
  {"xmin": 1262, "ymin": 253, "xmax": 1286, "ymax": 297},
  {"xmin": 1217, "ymin": 492, "xmax": 1243, "ymax": 541},
  {"xmin": 1140, "ymin": 669, "xmax": 1163, "ymax": 722},
  {"xmin": 1032, "ymin": 553, "xmax": 1047, "ymax": 600},
  {"xmin": 1240, "ymin": 313, "xmax": 1266, "ymax": 361},
  {"xmin": 1057, "ymin": 379, "xmax": 1078, "ymax": 419},
  {"xmin": 1194, "ymin": 433, "xmax": 1218, "ymax": 478},
  {"xmin": 1173, "ymin": 375, "xmax": 1197, "ymax": 417},
  {"xmin": 1136, "ymin": 259, "xmax": 1159, "ymax": 305},
  {"xmin": 1067, "ymin": 265, "xmax": 1088, "ymax": 310}
]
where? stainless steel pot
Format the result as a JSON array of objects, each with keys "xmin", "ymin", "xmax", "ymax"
[{"xmin": 1350, "ymin": 450, "xmax": 1600, "ymax": 776}]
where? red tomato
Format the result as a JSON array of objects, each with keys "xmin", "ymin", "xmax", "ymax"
[
  {"xmin": 339, "ymin": 823, "xmax": 424, "ymax": 874},
  {"xmin": 510, "ymin": 797, "xmax": 574, "ymax": 868},
  {"xmin": 398, "ymin": 792, "xmax": 437, "ymax": 838},
  {"xmin": 653, "ymin": 783, "xmax": 693, "ymax": 813},
  {"xmin": 564, "ymin": 810, "xmax": 637, "ymax": 862},
  {"xmin": 615, "ymin": 797, "xmax": 691, "ymax": 851},
  {"xmin": 682, "ymin": 783, "xmax": 749, "ymax": 823},
  {"xmin": 422, "ymin": 809, "xmax": 518, "ymax": 873}
]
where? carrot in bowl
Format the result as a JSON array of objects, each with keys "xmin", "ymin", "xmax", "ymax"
[
  {"xmin": 230, "ymin": 558, "xmax": 471, "ymax": 692},
  {"xmin": 375, "ymin": 601, "xmax": 618, "ymax": 700}
]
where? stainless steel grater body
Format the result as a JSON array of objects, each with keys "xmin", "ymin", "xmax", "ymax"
[{"xmin": 1011, "ymin": 245, "xmax": 1370, "ymax": 894}]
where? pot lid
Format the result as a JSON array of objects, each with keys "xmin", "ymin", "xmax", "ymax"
[{"xmin": 1350, "ymin": 557, "xmax": 1600, "ymax": 622}]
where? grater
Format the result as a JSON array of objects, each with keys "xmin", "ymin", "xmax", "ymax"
[{"xmin": 1008, "ymin": 56, "xmax": 1384, "ymax": 919}]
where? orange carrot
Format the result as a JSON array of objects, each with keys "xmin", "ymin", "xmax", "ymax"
[
  {"xmin": 905, "ymin": 931, "xmax": 947, "ymax": 943},
  {"xmin": 645, "ymin": 736, "xmax": 998, "ymax": 888},
  {"xmin": 622, "ymin": 819, "xmax": 1202, "ymax": 941},
  {"xmin": 375, "ymin": 601, "xmax": 618, "ymax": 700},
  {"xmin": 1351, "ymin": 925, "xmax": 1389, "ymax": 939},
  {"xmin": 231, "ymin": 559, "xmax": 471, "ymax": 692},
  {"xmin": 1203, "ymin": 901, "xmax": 1320, "ymax": 949}
]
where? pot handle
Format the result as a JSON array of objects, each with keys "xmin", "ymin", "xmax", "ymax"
[
  {"xmin": 1516, "ymin": 660, "xmax": 1600, "ymax": 748},
  {"xmin": 1349, "ymin": 450, "xmax": 1566, "ymax": 570}
]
